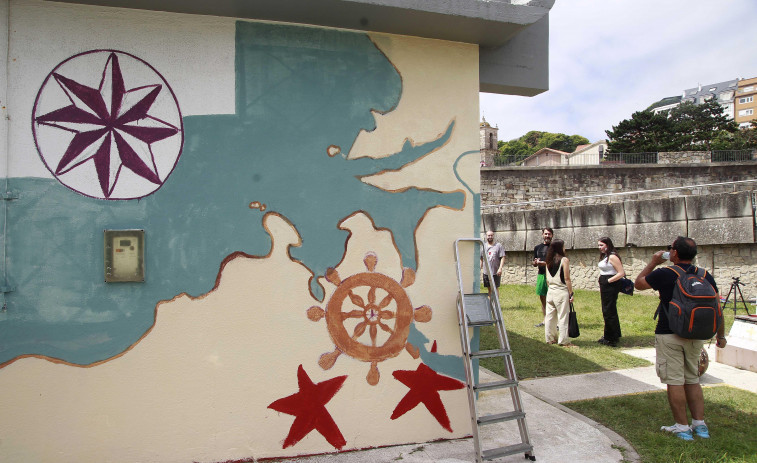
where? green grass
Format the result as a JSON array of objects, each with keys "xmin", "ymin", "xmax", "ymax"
[
  {"xmin": 565, "ymin": 386, "xmax": 757, "ymax": 463},
  {"xmin": 477, "ymin": 285, "xmax": 752, "ymax": 463},
  {"xmin": 478, "ymin": 284, "xmax": 737, "ymax": 379}
]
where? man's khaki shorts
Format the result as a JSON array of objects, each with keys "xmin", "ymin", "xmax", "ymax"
[{"xmin": 655, "ymin": 334, "xmax": 704, "ymax": 386}]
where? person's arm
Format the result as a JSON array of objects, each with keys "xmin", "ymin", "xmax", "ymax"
[
  {"xmin": 707, "ymin": 273, "xmax": 727, "ymax": 348},
  {"xmin": 564, "ymin": 257, "xmax": 573, "ymax": 301},
  {"xmin": 607, "ymin": 254, "xmax": 625, "ymax": 283},
  {"xmin": 634, "ymin": 250, "xmax": 666, "ymax": 290},
  {"xmin": 497, "ymin": 247, "xmax": 506, "ymax": 275},
  {"xmin": 715, "ymin": 291, "xmax": 727, "ymax": 347}
]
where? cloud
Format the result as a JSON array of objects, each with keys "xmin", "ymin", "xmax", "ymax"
[{"xmin": 481, "ymin": 0, "xmax": 757, "ymax": 142}]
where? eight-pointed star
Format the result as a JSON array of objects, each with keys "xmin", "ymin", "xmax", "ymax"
[{"xmin": 35, "ymin": 52, "xmax": 179, "ymax": 198}]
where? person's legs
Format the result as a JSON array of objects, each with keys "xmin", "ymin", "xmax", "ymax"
[
  {"xmin": 684, "ymin": 383, "xmax": 704, "ymax": 421},
  {"xmin": 666, "ymin": 385, "xmax": 690, "ymax": 425},
  {"xmin": 680, "ymin": 339, "xmax": 706, "ymax": 424},
  {"xmin": 535, "ymin": 274, "xmax": 547, "ymax": 327},
  {"xmin": 657, "ymin": 334, "xmax": 694, "ymax": 440},
  {"xmin": 544, "ymin": 292, "xmax": 557, "ymax": 343},
  {"xmin": 556, "ymin": 291, "xmax": 571, "ymax": 345},
  {"xmin": 600, "ymin": 284, "xmax": 621, "ymax": 344},
  {"xmin": 539, "ymin": 295, "xmax": 546, "ymax": 316}
]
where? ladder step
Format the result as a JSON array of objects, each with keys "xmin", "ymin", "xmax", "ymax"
[
  {"xmin": 470, "ymin": 348, "xmax": 511, "ymax": 359},
  {"xmin": 478, "ymin": 410, "xmax": 526, "ymax": 425},
  {"xmin": 467, "ymin": 319, "xmax": 496, "ymax": 327},
  {"xmin": 474, "ymin": 379, "xmax": 518, "ymax": 391},
  {"xmin": 463, "ymin": 293, "xmax": 495, "ymax": 325},
  {"xmin": 482, "ymin": 442, "xmax": 534, "ymax": 461}
]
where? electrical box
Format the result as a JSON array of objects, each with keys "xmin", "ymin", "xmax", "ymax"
[{"xmin": 104, "ymin": 230, "xmax": 145, "ymax": 283}]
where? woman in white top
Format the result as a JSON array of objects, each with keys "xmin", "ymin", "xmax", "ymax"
[
  {"xmin": 597, "ymin": 237, "xmax": 625, "ymax": 347},
  {"xmin": 544, "ymin": 239, "xmax": 574, "ymax": 347}
]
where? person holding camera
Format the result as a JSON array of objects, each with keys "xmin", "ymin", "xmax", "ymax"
[
  {"xmin": 597, "ymin": 237, "xmax": 625, "ymax": 347},
  {"xmin": 634, "ymin": 236, "xmax": 727, "ymax": 441}
]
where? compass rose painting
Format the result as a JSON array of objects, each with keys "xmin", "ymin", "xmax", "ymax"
[{"xmin": 32, "ymin": 50, "xmax": 183, "ymax": 200}]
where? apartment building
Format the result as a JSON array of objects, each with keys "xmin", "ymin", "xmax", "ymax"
[
  {"xmin": 681, "ymin": 79, "xmax": 738, "ymax": 119},
  {"xmin": 736, "ymin": 77, "xmax": 757, "ymax": 128}
]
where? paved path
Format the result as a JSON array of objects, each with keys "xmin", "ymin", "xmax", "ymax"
[{"xmin": 280, "ymin": 347, "xmax": 757, "ymax": 463}]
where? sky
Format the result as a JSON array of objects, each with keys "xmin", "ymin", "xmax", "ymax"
[{"xmin": 479, "ymin": 0, "xmax": 757, "ymax": 143}]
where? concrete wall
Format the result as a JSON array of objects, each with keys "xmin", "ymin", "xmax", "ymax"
[
  {"xmin": 0, "ymin": 1, "xmax": 488, "ymax": 461},
  {"xmin": 481, "ymin": 162, "xmax": 757, "ymax": 207},
  {"xmin": 483, "ymin": 191, "xmax": 757, "ymax": 298}
]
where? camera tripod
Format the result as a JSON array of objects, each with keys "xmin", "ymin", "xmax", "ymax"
[{"xmin": 722, "ymin": 277, "xmax": 753, "ymax": 316}]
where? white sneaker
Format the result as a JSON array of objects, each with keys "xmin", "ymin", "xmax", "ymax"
[{"xmin": 661, "ymin": 424, "xmax": 693, "ymax": 441}]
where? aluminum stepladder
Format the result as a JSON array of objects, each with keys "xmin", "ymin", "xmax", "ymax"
[{"xmin": 454, "ymin": 238, "xmax": 535, "ymax": 462}]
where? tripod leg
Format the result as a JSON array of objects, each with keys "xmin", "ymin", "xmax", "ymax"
[
  {"xmin": 724, "ymin": 284, "xmax": 736, "ymax": 316},
  {"xmin": 735, "ymin": 284, "xmax": 750, "ymax": 316}
]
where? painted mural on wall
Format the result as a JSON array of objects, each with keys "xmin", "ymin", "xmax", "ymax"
[
  {"xmin": 2, "ymin": 21, "xmax": 464, "ymax": 366},
  {"xmin": 32, "ymin": 50, "xmax": 183, "ymax": 200},
  {"xmin": 0, "ymin": 3, "xmax": 480, "ymax": 460}
]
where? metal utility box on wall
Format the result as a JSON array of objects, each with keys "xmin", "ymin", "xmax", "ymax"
[{"xmin": 104, "ymin": 230, "xmax": 145, "ymax": 282}]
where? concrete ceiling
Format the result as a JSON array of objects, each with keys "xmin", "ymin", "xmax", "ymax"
[{"xmin": 46, "ymin": 0, "xmax": 554, "ymax": 96}]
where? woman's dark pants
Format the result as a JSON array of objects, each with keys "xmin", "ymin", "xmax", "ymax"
[{"xmin": 599, "ymin": 275, "xmax": 622, "ymax": 343}]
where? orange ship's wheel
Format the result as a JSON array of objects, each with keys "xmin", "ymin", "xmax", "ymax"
[
  {"xmin": 325, "ymin": 271, "xmax": 413, "ymax": 363},
  {"xmin": 307, "ymin": 252, "xmax": 432, "ymax": 385}
]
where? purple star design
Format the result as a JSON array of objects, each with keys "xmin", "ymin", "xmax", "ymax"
[{"xmin": 35, "ymin": 52, "xmax": 179, "ymax": 198}]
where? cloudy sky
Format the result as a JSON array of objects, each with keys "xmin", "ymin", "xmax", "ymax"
[{"xmin": 479, "ymin": 0, "xmax": 757, "ymax": 143}]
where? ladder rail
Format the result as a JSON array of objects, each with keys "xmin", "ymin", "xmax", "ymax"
[{"xmin": 456, "ymin": 292, "xmax": 482, "ymax": 460}]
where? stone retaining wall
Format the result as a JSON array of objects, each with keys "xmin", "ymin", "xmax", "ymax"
[
  {"xmin": 484, "ymin": 190, "xmax": 757, "ymax": 303},
  {"xmin": 481, "ymin": 162, "xmax": 757, "ymax": 210}
]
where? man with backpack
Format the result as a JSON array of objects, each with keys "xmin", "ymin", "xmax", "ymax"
[{"xmin": 634, "ymin": 236, "xmax": 727, "ymax": 441}]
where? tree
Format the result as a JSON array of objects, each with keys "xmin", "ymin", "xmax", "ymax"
[
  {"xmin": 606, "ymin": 100, "xmax": 739, "ymax": 153},
  {"xmin": 496, "ymin": 131, "xmax": 590, "ymax": 164},
  {"xmin": 667, "ymin": 100, "xmax": 737, "ymax": 151},
  {"xmin": 711, "ymin": 123, "xmax": 757, "ymax": 150},
  {"xmin": 605, "ymin": 110, "xmax": 674, "ymax": 153}
]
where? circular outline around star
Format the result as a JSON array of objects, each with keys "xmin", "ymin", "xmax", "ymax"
[{"xmin": 32, "ymin": 49, "xmax": 184, "ymax": 200}]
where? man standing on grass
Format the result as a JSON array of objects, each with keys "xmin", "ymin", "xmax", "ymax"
[
  {"xmin": 532, "ymin": 227, "xmax": 553, "ymax": 327},
  {"xmin": 481, "ymin": 230, "xmax": 506, "ymax": 287},
  {"xmin": 634, "ymin": 236, "xmax": 727, "ymax": 441}
]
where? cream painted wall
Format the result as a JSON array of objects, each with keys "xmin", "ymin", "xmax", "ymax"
[{"xmin": 0, "ymin": 2, "xmax": 480, "ymax": 461}]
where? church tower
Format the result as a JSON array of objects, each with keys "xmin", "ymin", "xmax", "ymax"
[{"xmin": 479, "ymin": 117, "xmax": 498, "ymax": 167}]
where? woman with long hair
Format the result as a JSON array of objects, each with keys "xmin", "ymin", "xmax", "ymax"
[
  {"xmin": 597, "ymin": 237, "xmax": 625, "ymax": 347},
  {"xmin": 544, "ymin": 239, "xmax": 574, "ymax": 347}
]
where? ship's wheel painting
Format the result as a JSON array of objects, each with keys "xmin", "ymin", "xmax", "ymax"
[
  {"xmin": 32, "ymin": 50, "xmax": 183, "ymax": 200},
  {"xmin": 307, "ymin": 252, "xmax": 432, "ymax": 385}
]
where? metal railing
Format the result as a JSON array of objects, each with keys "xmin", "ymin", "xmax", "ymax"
[
  {"xmin": 711, "ymin": 149, "xmax": 756, "ymax": 162},
  {"xmin": 485, "ymin": 149, "xmax": 757, "ymax": 167},
  {"xmin": 600, "ymin": 152, "xmax": 658, "ymax": 164}
]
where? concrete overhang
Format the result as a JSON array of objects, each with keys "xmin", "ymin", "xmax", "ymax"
[{"xmin": 47, "ymin": 0, "xmax": 553, "ymax": 96}]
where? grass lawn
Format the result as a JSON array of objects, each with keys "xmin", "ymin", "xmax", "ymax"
[
  {"xmin": 478, "ymin": 284, "xmax": 738, "ymax": 379},
  {"xmin": 477, "ymin": 284, "xmax": 753, "ymax": 463},
  {"xmin": 565, "ymin": 386, "xmax": 757, "ymax": 463}
]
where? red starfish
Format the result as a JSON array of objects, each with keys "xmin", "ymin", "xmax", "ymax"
[
  {"xmin": 268, "ymin": 365, "xmax": 347, "ymax": 450},
  {"xmin": 391, "ymin": 363, "xmax": 465, "ymax": 432}
]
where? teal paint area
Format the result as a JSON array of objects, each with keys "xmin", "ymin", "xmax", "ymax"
[{"xmin": 0, "ymin": 21, "xmax": 464, "ymax": 366}]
